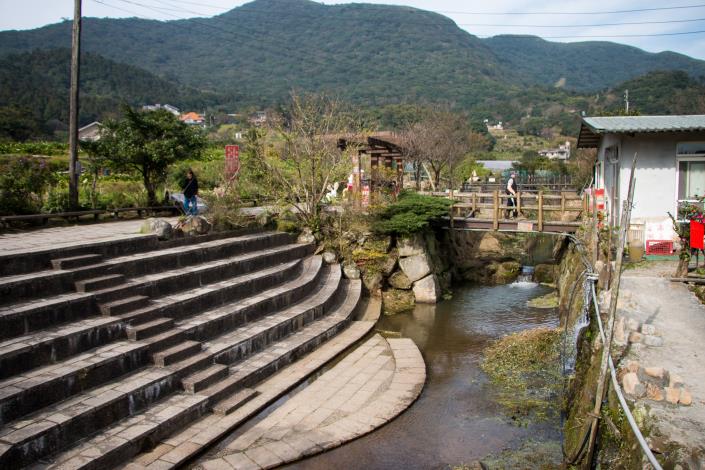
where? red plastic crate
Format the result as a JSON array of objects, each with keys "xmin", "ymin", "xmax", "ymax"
[{"xmin": 645, "ymin": 240, "xmax": 674, "ymax": 255}]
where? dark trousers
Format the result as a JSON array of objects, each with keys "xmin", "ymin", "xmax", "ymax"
[{"xmin": 507, "ymin": 195, "xmax": 517, "ymax": 218}]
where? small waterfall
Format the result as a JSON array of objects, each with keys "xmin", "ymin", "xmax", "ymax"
[
  {"xmin": 562, "ymin": 277, "xmax": 591, "ymax": 375},
  {"xmin": 511, "ymin": 266, "xmax": 537, "ymax": 288}
]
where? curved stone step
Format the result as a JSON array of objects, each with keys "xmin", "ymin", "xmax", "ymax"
[
  {"xmin": 90, "ymin": 242, "xmax": 313, "ymax": 305},
  {"xmin": 40, "ymin": 279, "xmax": 362, "ymax": 470},
  {"xmin": 0, "ymin": 253, "xmax": 307, "ymax": 379},
  {"xmin": 0, "ymin": 231, "xmax": 296, "ymax": 323},
  {"xmin": 0, "ymin": 259, "xmax": 341, "ymax": 468},
  {"xmin": 0, "ymin": 259, "xmax": 306, "ymax": 423}
]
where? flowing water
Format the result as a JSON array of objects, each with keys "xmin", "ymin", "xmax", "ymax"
[{"xmin": 287, "ymin": 280, "xmax": 562, "ymax": 470}]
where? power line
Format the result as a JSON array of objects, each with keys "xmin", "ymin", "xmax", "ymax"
[
  {"xmin": 98, "ymin": 0, "xmax": 705, "ymax": 34},
  {"xmin": 417, "ymin": 3, "xmax": 705, "ymax": 16},
  {"xmin": 460, "ymin": 17, "xmax": 705, "ymax": 28},
  {"xmin": 478, "ymin": 30, "xmax": 705, "ymax": 39}
]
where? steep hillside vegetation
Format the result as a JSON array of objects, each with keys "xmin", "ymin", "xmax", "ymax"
[
  {"xmin": 0, "ymin": 49, "xmax": 216, "ymax": 132},
  {"xmin": 484, "ymin": 35, "xmax": 705, "ymax": 92},
  {"xmin": 598, "ymin": 71, "xmax": 705, "ymax": 115}
]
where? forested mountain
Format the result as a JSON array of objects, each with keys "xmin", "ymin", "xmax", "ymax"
[
  {"xmin": 597, "ymin": 71, "xmax": 705, "ymax": 115},
  {"xmin": 0, "ymin": 49, "xmax": 217, "ymax": 136},
  {"xmin": 0, "ymin": 0, "xmax": 704, "ymax": 139},
  {"xmin": 483, "ymin": 36, "xmax": 705, "ymax": 92}
]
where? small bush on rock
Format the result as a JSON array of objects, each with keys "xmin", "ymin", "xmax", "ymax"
[{"xmin": 372, "ymin": 191, "xmax": 452, "ymax": 236}]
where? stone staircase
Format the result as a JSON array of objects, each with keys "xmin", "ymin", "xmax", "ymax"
[{"xmin": 0, "ymin": 230, "xmax": 362, "ymax": 469}]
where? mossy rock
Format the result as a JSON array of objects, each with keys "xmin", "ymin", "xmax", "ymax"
[
  {"xmin": 382, "ymin": 288, "xmax": 415, "ymax": 315},
  {"xmin": 534, "ymin": 264, "xmax": 557, "ymax": 284},
  {"xmin": 495, "ymin": 261, "xmax": 521, "ymax": 284},
  {"xmin": 528, "ymin": 291, "xmax": 559, "ymax": 309}
]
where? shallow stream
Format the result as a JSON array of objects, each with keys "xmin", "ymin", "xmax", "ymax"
[{"xmin": 287, "ymin": 281, "xmax": 562, "ymax": 469}]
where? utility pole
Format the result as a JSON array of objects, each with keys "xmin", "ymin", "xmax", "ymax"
[
  {"xmin": 68, "ymin": 0, "xmax": 82, "ymax": 209},
  {"xmin": 624, "ymin": 89, "xmax": 629, "ymax": 114}
]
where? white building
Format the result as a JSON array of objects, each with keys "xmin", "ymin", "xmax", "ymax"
[
  {"xmin": 577, "ymin": 115, "xmax": 705, "ymax": 228},
  {"xmin": 142, "ymin": 104, "xmax": 180, "ymax": 116},
  {"xmin": 539, "ymin": 141, "xmax": 571, "ymax": 160}
]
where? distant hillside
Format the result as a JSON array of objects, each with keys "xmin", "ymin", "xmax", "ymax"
[
  {"xmin": 598, "ymin": 70, "xmax": 705, "ymax": 115},
  {"xmin": 1, "ymin": 0, "xmax": 705, "ymax": 137},
  {"xmin": 0, "ymin": 0, "xmax": 514, "ymax": 109},
  {"xmin": 483, "ymin": 35, "xmax": 705, "ymax": 92},
  {"xmin": 0, "ymin": 49, "xmax": 216, "ymax": 130}
]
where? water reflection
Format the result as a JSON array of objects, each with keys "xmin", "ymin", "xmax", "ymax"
[{"xmin": 286, "ymin": 282, "xmax": 561, "ymax": 470}]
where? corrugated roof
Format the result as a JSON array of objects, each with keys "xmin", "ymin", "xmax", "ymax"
[
  {"xmin": 583, "ymin": 115, "xmax": 705, "ymax": 133},
  {"xmin": 577, "ymin": 115, "xmax": 705, "ymax": 148}
]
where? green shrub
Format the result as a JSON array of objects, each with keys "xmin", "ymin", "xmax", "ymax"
[
  {"xmin": 0, "ymin": 156, "xmax": 57, "ymax": 215},
  {"xmin": 43, "ymin": 181, "xmax": 72, "ymax": 213},
  {"xmin": 372, "ymin": 191, "xmax": 452, "ymax": 236}
]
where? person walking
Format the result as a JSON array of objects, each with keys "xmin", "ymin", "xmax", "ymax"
[
  {"xmin": 182, "ymin": 169, "xmax": 199, "ymax": 216},
  {"xmin": 506, "ymin": 171, "xmax": 518, "ymax": 219}
]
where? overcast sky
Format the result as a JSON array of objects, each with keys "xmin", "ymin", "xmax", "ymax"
[{"xmin": 1, "ymin": 0, "xmax": 704, "ymax": 60}]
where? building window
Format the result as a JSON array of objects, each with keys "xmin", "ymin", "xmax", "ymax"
[{"xmin": 676, "ymin": 142, "xmax": 705, "ymax": 219}]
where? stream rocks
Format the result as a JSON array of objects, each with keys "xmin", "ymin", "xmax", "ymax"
[{"xmin": 412, "ymin": 274, "xmax": 441, "ymax": 303}]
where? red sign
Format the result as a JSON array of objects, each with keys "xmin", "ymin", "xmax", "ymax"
[
  {"xmin": 691, "ymin": 220, "xmax": 704, "ymax": 250},
  {"xmin": 225, "ymin": 145, "xmax": 240, "ymax": 179}
]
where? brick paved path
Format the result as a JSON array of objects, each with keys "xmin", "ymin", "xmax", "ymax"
[
  {"xmin": 0, "ymin": 218, "xmax": 177, "ymax": 255},
  {"xmin": 196, "ymin": 334, "xmax": 425, "ymax": 470}
]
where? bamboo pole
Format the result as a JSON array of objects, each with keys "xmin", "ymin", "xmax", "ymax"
[
  {"xmin": 493, "ymin": 190, "xmax": 499, "ymax": 230},
  {"xmin": 538, "ymin": 191, "xmax": 544, "ymax": 232},
  {"xmin": 587, "ymin": 152, "xmax": 638, "ymax": 467}
]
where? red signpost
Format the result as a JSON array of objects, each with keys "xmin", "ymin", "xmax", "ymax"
[{"xmin": 225, "ymin": 145, "xmax": 240, "ymax": 180}]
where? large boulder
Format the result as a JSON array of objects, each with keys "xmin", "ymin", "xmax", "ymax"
[
  {"xmin": 398, "ymin": 234, "xmax": 425, "ymax": 257},
  {"xmin": 382, "ymin": 289, "xmax": 415, "ymax": 315},
  {"xmin": 182, "ymin": 215, "xmax": 211, "ymax": 236},
  {"xmin": 362, "ymin": 271, "xmax": 384, "ymax": 295},
  {"xmin": 399, "ymin": 253, "xmax": 432, "ymax": 282},
  {"xmin": 322, "ymin": 251, "xmax": 337, "ymax": 264},
  {"xmin": 493, "ymin": 261, "xmax": 521, "ymax": 284},
  {"xmin": 389, "ymin": 271, "xmax": 412, "ymax": 290},
  {"xmin": 140, "ymin": 218, "xmax": 173, "ymax": 240},
  {"xmin": 342, "ymin": 263, "xmax": 361, "ymax": 280},
  {"xmin": 534, "ymin": 264, "xmax": 557, "ymax": 284},
  {"xmin": 297, "ymin": 228, "xmax": 316, "ymax": 244},
  {"xmin": 413, "ymin": 274, "xmax": 440, "ymax": 303}
]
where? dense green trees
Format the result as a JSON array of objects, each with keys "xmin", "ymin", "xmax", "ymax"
[{"xmin": 84, "ymin": 107, "xmax": 206, "ymax": 205}]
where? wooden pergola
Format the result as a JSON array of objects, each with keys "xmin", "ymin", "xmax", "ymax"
[{"xmin": 339, "ymin": 132, "xmax": 405, "ymax": 195}]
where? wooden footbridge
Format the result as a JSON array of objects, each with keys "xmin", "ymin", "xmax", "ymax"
[{"xmin": 422, "ymin": 189, "xmax": 586, "ymax": 234}]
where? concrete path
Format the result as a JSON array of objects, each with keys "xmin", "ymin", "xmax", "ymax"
[
  {"xmin": 0, "ymin": 218, "xmax": 177, "ymax": 255},
  {"xmin": 615, "ymin": 261, "xmax": 705, "ymax": 458},
  {"xmin": 195, "ymin": 334, "xmax": 425, "ymax": 470}
]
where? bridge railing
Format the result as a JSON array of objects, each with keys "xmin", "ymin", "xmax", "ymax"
[{"xmin": 421, "ymin": 189, "xmax": 587, "ymax": 232}]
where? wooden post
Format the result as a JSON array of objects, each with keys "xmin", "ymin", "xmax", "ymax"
[
  {"xmin": 493, "ymin": 190, "xmax": 499, "ymax": 230},
  {"xmin": 561, "ymin": 192, "xmax": 566, "ymax": 213},
  {"xmin": 517, "ymin": 190, "xmax": 522, "ymax": 216},
  {"xmin": 592, "ymin": 189, "xmax": 598, "ymax": 267},
  {"xmin": 472, "ymin": 192, "xmax": 477, "ymax": 214},
  {"xmin": 538, "ymin": 191, "xmax": 544, "ymax": 232},
  {"xmin": 68, "ymin": 0, "xmax": 82, "ymax": 210},
  {"xmin": 586, "ymin": 152, "xmax": 638, "ymax": 467},
  {"xmin": 449, "ymin": 188, "xmax": 454, "ymax": 229}
]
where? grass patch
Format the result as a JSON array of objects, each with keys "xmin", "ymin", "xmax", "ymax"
[
  {"xmin": 481, "ymin": 327, "xmax": 562, "ymax": 425},
  {"xmin": 528, "ymin": 291, "xmax": 559, "ymax": 309}
]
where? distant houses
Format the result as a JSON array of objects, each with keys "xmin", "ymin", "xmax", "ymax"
[
  {"xmin": 78, "ymin": 121, "xmax": 102, "ymax": 142},
  {"xmin": 538, "ymin": 141, "xmax": 571, "ymax": 160},
  {"xmin": 179, "ymin": 112, "xmax": 206, "ymax": 126},
  {"xmin": 142, "ymin": 103, "xmax": 180, "ymax": 116},
  {"xmin": 248, "ymin": 111, "xmax": 268, "ymax": 127}
]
